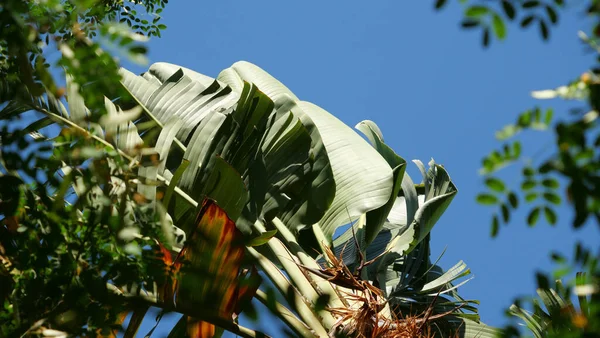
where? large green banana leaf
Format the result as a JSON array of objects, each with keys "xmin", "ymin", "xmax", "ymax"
[
  {"xmin": 216, "ymin": 62, "xmax": 394, "ymax": 239},
  {"xmin": 119, "ymin": 63, "xmax": 339, "ymax": 237}
]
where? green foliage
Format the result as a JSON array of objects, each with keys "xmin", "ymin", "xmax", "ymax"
[
  {"xmin": 0, "ymin": 1, "xmax": 172, "ymax": 336},
  {"xmin": 0, "ymin": 0, "xmax": 167, "ymax": 111},
  {"xmin": 477, "ymin": 106, "xmax": 560, "ymax": 235},
  {"xmin": 436, "ymin": 0, "xmax": 564, "ymax": 47},
  {"xmin": 0, "ymin": 122, "xmax": 168, "ymax": 336},
  {"xmin": 500, "ymin": 244, "xmax": 600, "ymax": 338},
  {"xmin": 448, "ymin": 1, "xmax": 600, "ymax": 336}
]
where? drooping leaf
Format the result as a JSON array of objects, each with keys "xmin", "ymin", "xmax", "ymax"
[
  {"xmin": 465, "ymin": 6, "xmax": 489, "ymax": 17},
  {"xmin": 528, "ymin": 207, "xmax": 541, "ymax": 226},
  {"xmin": 485, "ymin": 177, "xmax": 506, "ymax": 193},
  {"xmin": 356, "ymin": 120, "xmax": 406, "ymax": 245},
  {"xmin": 539, "ymin": 19, "xmax": 549, "ymax": 40},
  {"xmin": 541, "ymin": 178, "xmax": 559, "ymax": 189},
  {"xmin": 492, "ymin": 14, "xmax": 507, "ymax": 40},
  {"xmin": 543, "ymin": 192, "xmax": 561, "ymax": 205},
  {"xmin": 174, "ymin": 199, "xmax": 246, "ymax": 334},
  {"xmin": 522, "ymin": 179, "xmax": 537, "ymax": 190},
  {"xmin": 491, "ymin": 214, "xmax": 499, "ymax": 237},
  {"xmin": 501, "ymin": 203, "xmax": 510, "ymax": 223},
  {"xmin": 502, "ymin": 1, "xmax": 516, "ymax": 20},
  {"xmin": 477, "ymin": 193, "xmax": 499, "ymax": 205},
  {"xmin": 410, "ymin": 163, "xmax": 457, "ymax": 249},
  {"xmin": 543, "ymin": 206, "xmax": 557, "ymax": 225},
  {"xmin": 545, "ymin": 5, "xmax": 558, "ymax": 24},
  {"xmin": 508, "ymin": 191, "xmax": 519, "ymax": 209},
  {"xmin": 521, "ymin": 15, "xmax": 536, "ymax": 28},
  {"xmin": 225, "ymin": 62, "xmax": 393, "ymax": 239}
]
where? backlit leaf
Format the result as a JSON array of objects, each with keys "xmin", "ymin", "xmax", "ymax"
[
  {"xmin": 175, "ymin": 199, "xmax": 245, "ymax": 332},
  {"xmin": 485, "ymin": 177, "xmax": 506, "ymax": 192},
  {"xmin": 477, "ymin": 193, "xmax": 498, "ymax": 205},
  {"xmin": 525, "ymin": 192, "xmax": 538, "ymax": 202},
  {"xmin": 247, "ymin": 230, "xmax": 278, "ymax": 247},
  {"xmin": 527, "ymin": 207, "xmax": 541, "ymax": 226},
  {"xmin": 492, "ymin": 14, "xmax": 506, "ymax": 40},
  {"xmin": 522, "ymin": 180, "xmax": 537, "ymax": 190},
  {"xmin": 541, "ymin": 178, "xmax": 559, "ymax": 189},
  {"xmin": 544, "ymin": 206, "xmax": 557, "ymax": 225},
  {"xmin": 466, "ymin": 6, "xmax": 489, "ymax": 17},
  {"xmin": 543, "ymin": 192, "xmax": 561, "ymax": 205}
]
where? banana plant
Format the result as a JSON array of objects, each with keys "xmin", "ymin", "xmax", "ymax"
[{"xmin": 1, "ymin": 61, "xmax": 497, "ymax": 337}]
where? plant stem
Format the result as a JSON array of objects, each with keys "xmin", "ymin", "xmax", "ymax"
[
  {"xmin": 269, "ymin": 218, "xmax": 347, "ymax": 309},
  {"xmin": 254, "ymin": 289, "xmax": 315, "ymax": 338},
  {"xmin": 246, "ymin": 246, "xmax": 329, "ymax": 337},
  {"xmin": 33, "ymin": 103, "xmax": 198, "ymax": 208},
  {"xmin": 109, "ymin": 286, "xmax": 269, "ymax": 338}
]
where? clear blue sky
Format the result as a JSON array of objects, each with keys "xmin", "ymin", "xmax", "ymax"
[{"xmin": 121, "ymin": 1, "xmax": 600, "ymax": 336}]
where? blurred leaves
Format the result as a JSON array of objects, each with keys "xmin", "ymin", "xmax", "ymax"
[
  {"xmin": 0, "ymin": 1, "xmax": 170, "ymax": 336},
  {"xmin": 453, "ymin": 1, "xmax": 600, "ymax": 336},
  {"xmin": 0, "ymin": 123, "xmax": 168, "ymax": 336},
  {"xmin": 502, "ymin": 243, "xmax": 600, "ymax": 337},
  {"xmin": 435, "ymin": 0, "xmax": 564, "ymax": 47},
  {"xmin": 476, "ymin": 105, "xmax": 563, "ymax": 236},
  {"xmin": 0, "ymin": 0, "xmax": 168, "ymax": 117}
]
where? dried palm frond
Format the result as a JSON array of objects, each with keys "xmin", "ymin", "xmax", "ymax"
[
  {"xmin": 300, "ymin": 241, "xmax": 462, "ymax": 338},
  {"xmin": 299, "ymin": 243, "xmax": 381, "ymax": 294}
]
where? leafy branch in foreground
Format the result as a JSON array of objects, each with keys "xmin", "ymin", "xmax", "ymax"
[
  {"xmin": 1, "ymin": 0, "xmax": 168, "ymax": 118},
  {"xmin": 468, "ymin": 6, "xmax": 600, "ymax": 336}
]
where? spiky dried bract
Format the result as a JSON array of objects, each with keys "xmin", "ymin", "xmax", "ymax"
[{"xmin": 302, "ymin": 244, "xmax": 460, "ymax": 338}]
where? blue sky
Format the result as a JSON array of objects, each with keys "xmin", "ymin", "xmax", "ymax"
[{"xmin": 121, "ymin": 1, "xmax": 600, "ymax": 336}]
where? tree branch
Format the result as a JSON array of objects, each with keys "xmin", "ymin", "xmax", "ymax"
[{"xmin": 107, "ymin": 285, "xmax": 269, "ymax": 338}]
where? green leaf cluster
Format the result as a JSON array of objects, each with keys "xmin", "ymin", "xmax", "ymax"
[{"xmin": 436, "ymin": 0, "xmax": 563, "ymax": 47}]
